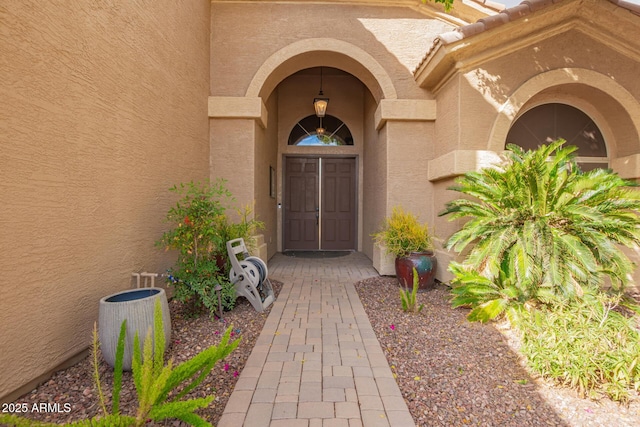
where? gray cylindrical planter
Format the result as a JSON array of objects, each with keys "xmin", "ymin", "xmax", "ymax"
[{"xmin": 98, "ymin": 287, "xmax": 171, "ymax": 370}]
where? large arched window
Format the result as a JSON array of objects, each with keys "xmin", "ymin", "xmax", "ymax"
[
  {"xmin": 288, "ymin": 114, "xmax": 353, "ymax": 146},
  {"xmin": 506, "ymin": 103, "xmax": 608, "ymax": 171}
]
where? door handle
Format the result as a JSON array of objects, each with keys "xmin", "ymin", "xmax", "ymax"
[{"xmin": 315, "ymin": 207, "xmax": 319, "ymax": 225}]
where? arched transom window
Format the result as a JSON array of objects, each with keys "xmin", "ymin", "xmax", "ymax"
[
  {"xmin": 506, "ymin": 103, "xmax": 608, "ymax": 171},
  {"xmin": 288, "ymin": 114, "xmax": 354, "ymax": 146}
]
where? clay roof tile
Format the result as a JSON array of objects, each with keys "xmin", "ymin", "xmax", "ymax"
[
  {"xmin": 503, "ymin": 3, "xmax": 533, "ymax": 20},
  {"xmin": 459, "ymin": 21, "xmax": 487, "ymax": 37},
  {"xmin": 437, "ymin": 30, "xmax": 466, "ymax": 44},
  {"xmin": 414, "ymin": 0, "xmax": 640, "ymax": 75},
  {"xmin": 613, "ymin": 0, "xmax": 640, "ymax": 15},
  {"xmin": 522, "ymin": 0, "xmax": 556, "ymax": 12},
  {"xmin": 477, "ymin": 11, "xmax": 511, "ymax": 30}
]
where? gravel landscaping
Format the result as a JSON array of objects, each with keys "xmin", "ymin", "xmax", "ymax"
[
  {"xmin": 6, "ymin": 274, "xmax": 640, "ymax": 427},
  {"xmin": 5, "ymin": 280, "xmax": 282, "ymax": 426},
  {"xmin": 354, "ymin": 276, "xmax": 640, "ymax": 427}
]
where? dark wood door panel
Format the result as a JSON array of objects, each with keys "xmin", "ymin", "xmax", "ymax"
[
  {"xmin": 284, "ymin": 157, "xmax": 319, "ymax": 250},
  {"xmin": 321, "ymin": 158, "xmax": 356, "ymax": 250}
]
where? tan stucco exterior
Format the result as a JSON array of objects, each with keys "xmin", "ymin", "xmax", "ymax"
[
  {"xmin": 416, "ymin": 1, "xmax": 640, "ymax": 251},
  {"xmin": 0, "ymin": 0, "xmax": 211, "ymax": 402},
  {"xmin": 418, "ymin": 0, "xmax": 640, "ymax": 278},
  {"xmin": 208, "ymin": 1, "xmax": 457, "ymax": 268},
  {"xmin": 3, "ymin": 0, "xmax": 640, "ymax": 403}
]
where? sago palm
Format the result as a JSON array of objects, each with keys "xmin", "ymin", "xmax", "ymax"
[{"xmin": 440, "ymin": 140, "xmax": 640, "ymax": 321}]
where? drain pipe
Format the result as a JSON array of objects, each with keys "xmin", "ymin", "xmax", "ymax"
[
  {"xmin": 131, "ymin": 272, "xmax": 141, "ymax": 289},
  {"xmin": 140, "ymin": 272, "xmax": 158, "ymax": 288}
]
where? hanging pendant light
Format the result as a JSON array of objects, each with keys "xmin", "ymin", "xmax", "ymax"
[{"xmin": 313, "ymin": 67, "xmax": 329, "ymax": 118}]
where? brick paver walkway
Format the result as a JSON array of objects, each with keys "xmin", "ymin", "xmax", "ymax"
[{"xmin": 218, "ymin": 252, "xmax": 416, "ymax": 427}]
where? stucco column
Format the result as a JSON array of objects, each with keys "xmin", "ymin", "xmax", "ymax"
[
  {"xmin": 427, "ymin": 150, "xmax": 503, "ymax": 283},
  {"xmin": 371, "ymin": 99, "xmax": 438, "ymax": 276},
  {"xmin": 611, "ymin": 154, "xmax": 640, "ymax": 180},
  {"xmin": 209, "ymin": 118, "xmax": 255, "ymax": 208},
  {"xmin": 374, "ymin": 99, "xmax": 437, "ymax": 214},
  {"xmin": 208, "ymin": 96, "xmax": 267, "ymax": 205},
  {"xmin": 209, "ymin": 96, "xmax": 268, "ymax": 260}
]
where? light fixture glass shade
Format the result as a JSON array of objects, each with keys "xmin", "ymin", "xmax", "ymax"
[{"xmin": 313, "ymin": 97, "xmax": 329, "ymax": 117}]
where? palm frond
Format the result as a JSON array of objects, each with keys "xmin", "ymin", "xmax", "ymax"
[{"xmin": 442, "ymin": 140, "xmax": 640, "ymax": 319}]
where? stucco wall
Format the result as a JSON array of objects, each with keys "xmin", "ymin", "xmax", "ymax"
[
  {"xmin": 210, "ymin": 2, "xmax": 452, "ymax": 100},
  {"xmin": 210, "ymin": 119, "xmax": 256, "ymax": 208},
  {"xmin": 456, "ymin": 29, "xmax": 640, "ymax": 154},
  {"xmin": 254, "ymin": 92, "xmax": 279, "ymax": 260},
  {"xmin": 362, "ymin": 92, "xmax": 386, "ymax": 259},
  {"xmin": 429, "ymin": 22, "xmax": 640, "ymax": 286},
  {"xmin": 0, "ymin": 0, "xmax": 211, "ymax": 402},
  {"xmin": 386, "ymin": 121, "xmax": 434, "ymax": 224},
  {"xmin": 433, "ymin": 76, "xmax": 462, "ymax": 155}
]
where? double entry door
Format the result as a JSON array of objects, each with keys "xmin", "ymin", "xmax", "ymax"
[{"xmin": 284, "ymin": 157, "xmax": 356, "ymax": 251}]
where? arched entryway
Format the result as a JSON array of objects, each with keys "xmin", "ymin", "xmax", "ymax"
[
  {"xmin": 239, "ymin": 39, "xmax": 398, "ymax": 255},
  {"xmin": 284, "ymin": 112, "xmax": 357, "ymax": 251},
  {"xmin": 209, "ymin": 38, "xmax": 435, "ymax": 261},
  {"xmin": 277, "ymin": 66, "xmax": 364, "ymax": 252}
]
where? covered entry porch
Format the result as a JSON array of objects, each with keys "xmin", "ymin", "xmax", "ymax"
[{"xmin": 208, "ymin": 38, "xmax": 439, "ymax": 273}]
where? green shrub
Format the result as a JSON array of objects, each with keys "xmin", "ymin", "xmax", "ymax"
[
  {"xmin": 513, "ymin": 293, "xmax": 640, "ymax": 402},
  {"xmin": 212, "ymin": 204, "xmax": 265, "ymax": 275},
  {"xmin": 157, "ymin": 180, "xmax": 234, "ymax": 314},
  {"xmin": 448, "ymin": 262, "xmax": 532, "ymax": 323},
  {"xmin": 440, "ymin": 140, "xmax": 640, "ymax": 321},
  {"xmin": 158, "ymin": 180, "xmax": 264, "ymax": 315},
  {"xmin": 372, "ymin": 206, "xmax": 433, "ymax": 258}
]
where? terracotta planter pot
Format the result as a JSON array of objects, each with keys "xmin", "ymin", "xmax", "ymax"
[
  {"xmin": 98, "ymin": 287, "xmax": 171, "ymax": 370},
  {"xmin": 395, "ymin": 251, "xmax": 437, "ymax": 290}
]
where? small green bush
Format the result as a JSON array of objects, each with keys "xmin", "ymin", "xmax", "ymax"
[
  {"xmin": 158, "ymin": 180, "xmax": 234, "ymax": 314},
  {"xmin": 449, "ymin": 262, "xmax": 532, "ymax": 323},
  {"xmin": 372, "ymin": 207, "xmax": 433, "ymax": 258},
  {"xmin": 513, "ymin": 293, "xmax": 640, "ymax": 402},
  {"xmin": 158, "ymin": 180, "xmax": 264, "ymax": 316}
]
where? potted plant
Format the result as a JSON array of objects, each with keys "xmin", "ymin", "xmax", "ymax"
[
  {"xmin": 98, "ymin": 287, "xmax": 171, "ymax": 370},
  {"xmin": 373, "ymin": 206, "xmax": 437, "ymax": 290}
]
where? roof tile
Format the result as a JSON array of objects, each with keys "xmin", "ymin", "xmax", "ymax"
[
  {"xmin": 435, "ymin": 0, "xmax": 640, "ymax": 47},
  {"xmin": 459, "ymin": 21, "xmax": 487, "ymax": 37},
  {"xmin": 478, "ymin": 11, "xmax": 510, "ymax": 30},
  {"xmin": 438, "ymin": 30, "xmax": 465, "ymax": 44},
  {"xmin": 523, "ymin": 0, "xmax": 556, "ymax": 12},
  {"xmin": 414, "ymin": 0, "xmax": 640, "ymax": 75},
  {"xmin": 503, "ymin": 3, "xmax": 532, "ymax": 20}
]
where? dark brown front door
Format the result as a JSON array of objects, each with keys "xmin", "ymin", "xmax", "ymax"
[
  {"xmin": 321, "ymin": 158, "xmax": 356, "ymax": 250},
  {"xmin": 284, "ymin": 157, "xmax": 356, "ymax": 251},
  {"xmin": 284, "ymin": 157, "xmax": 320, "ymax": 250}
]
